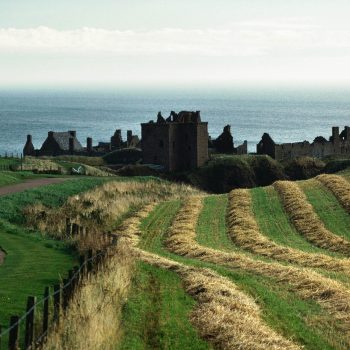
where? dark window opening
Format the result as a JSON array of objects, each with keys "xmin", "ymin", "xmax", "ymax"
[
  {"xmin": 159, "ymin": 140, "xmax": 164, "ymax": 148},
  {"xmin": 173, "ymin": 141, "xmax": 175, "ymax": 149}
]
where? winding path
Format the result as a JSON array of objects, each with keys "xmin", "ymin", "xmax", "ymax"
[{"xmin": 0, "ymin": 178, "xmax": 69, "ymax": 197}]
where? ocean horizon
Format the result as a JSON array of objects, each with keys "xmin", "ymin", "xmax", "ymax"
[{"xmin": 1, "ymin": 86, "xmax": 350, "ymax": 155}]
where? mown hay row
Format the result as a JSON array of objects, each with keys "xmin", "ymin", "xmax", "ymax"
[
  {"xmin": 228, "ymin": 188, "xmax": 350, "ymax": 273},
  {"xmin": 135, "ymin": 249, "xmax": 301, "ymax": 350},
  {"xmin": 274, "ymin": 180, "xmax": 350, "ymax": 255},
  {"xmin": 115, "ymin": 203, "xmax": 300, "ymax": 350},
  {"xmin": 317, "ymin": 174, "xmax": 350, "ymax": 213},
  {"xmin": 24, "ymin": 180, "xmax": 201, "ymax": 238},
  {"xmin": 165, "ymin": 196, "xmax": 350, "ymax": 341}
]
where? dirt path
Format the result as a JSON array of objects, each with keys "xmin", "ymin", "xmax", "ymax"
[{"xmin": 0, "ymin": 178, "xmax": 70, "ymax": 197}]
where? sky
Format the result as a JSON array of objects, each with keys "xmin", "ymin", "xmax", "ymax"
[{"xmin": 1, "ymin": 0, "xmax": 350, "ymax": 88}]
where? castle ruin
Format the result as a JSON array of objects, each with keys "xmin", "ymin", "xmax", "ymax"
[
  {"xmin": 141, "ymin": 111, "xmax": 209, "ymax": 171},
  {"xmin": 257, "ymin": 126, "xmax": 350, "ymax": 160}
]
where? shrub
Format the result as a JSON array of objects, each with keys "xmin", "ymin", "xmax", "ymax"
[
  {"xmin": 284, "ymin": 157, "xmax": 325, "ymax": 180},
  {"xmin": 103, "ymin": 148, "xmax": 142, "ymax": 164}
]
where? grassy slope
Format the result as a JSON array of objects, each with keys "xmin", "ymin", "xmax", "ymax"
[
  {"xmin": 0, "ymin": 177, "xmax": 108, "ymax": 224},
  {"xmin": 0, "ymin": 171, "xmax": 40, "ymax": 187},
  {"xmin": 0, "ymin": 221, "xmax": 76, "ymax": 327},
  {"xmin": 251, "ymin": 186, "xmax": 341, "ymax": 256},
  {"xmin": 118, "ymin": 262, "xmax": 210, "ymax": 350},
  {"xmin": 119, "ymin": 201, "xmax": 210, "ymax": 349},
  {"xmin": 300, "ymin": 180, "xmax": 350, "ymax": 241},
  {"xmin": 137, "ymin": 199, "xmax": 340, "ymax": 350},
  {"xmin": 0, "ymin": 176, "xmax": 112, "ymax": 342}
]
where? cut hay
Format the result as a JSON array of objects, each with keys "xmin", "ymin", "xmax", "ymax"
[
  {"xmin": 136, "ymin": 250, "xmax": 301, "ymax": 350},
  {"xmin": 228, "ymin": 188, "xmax": 350, "ymax": 273},
  {"xmin": 165, "ymin": 196, "xmax": 350, "ymax": 341},
  {"xmin": 116, "ymin": 205, "xmax": 300, "ymax": 349},
  {"xmin": 274, "ymin": 180, "xmax": 350, "ymax": 255},
  {"xmin": 24, "ymin": 179, "xmax": 201, "ymax": 241},
  {"xmin": 317, "ymin": 174, "xmax": 350, "ymax": 213}
]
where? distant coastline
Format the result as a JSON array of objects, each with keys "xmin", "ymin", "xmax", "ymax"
[{"xmin": 1, "ymin": 87, "xmax": 350, "ymax": 155}]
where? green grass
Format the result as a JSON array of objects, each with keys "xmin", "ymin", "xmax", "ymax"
[
  {"xmin": 0, "ymin": 220, "xmax": 76, "ymax": 333},
  {"xmin": 118, "ymin": 262, "xmax": 210, "ymax": 350},
  {"xmin": 137, "ymin": 200, "xmax": 346, "ymax": 350},
  {"xmin": 196, "ymin": 195, "xmax": 236, "ymax": 252},
  {"xmin": 251, "ymin": 186, "xmax": 341, "ymax": 256},
  {"xmin": 0, "ymin": 157, "xmax": 20, "ymax": 167},
  {"xmin": 0, "ymin": 171, "xmax": 39, "ymax": 187},
  {"xmin": 300, "ymin": 180, "xmax": 350, "ymax": 241},
  {"xmin": 0, "ymin": 177, "xmax": 109, "ymax": 224}
]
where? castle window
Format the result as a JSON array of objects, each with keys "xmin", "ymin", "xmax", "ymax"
[
  {"xmin": 173, "ymin": 141, "xmax": 175, "ymax": 149},
  {"xmin": 159, "ymin": 140, "xmax": 164, "ymax": 148}
]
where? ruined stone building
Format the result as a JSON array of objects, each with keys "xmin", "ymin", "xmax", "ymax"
[
  {"xmin": 23, "ymin": 131, "xmax": 84, "ymax": 156},
  {"xmin": 257, "ymin": 126, "xmax": 350, "ymax": 160},
  {"xmin": 213, "ymin": 125, "xmax": 248, "ymax": 155},
  {"xmin": 141, "ymin": 111, "xmax": 209, "ymax": 171},
  {"xmin": 23, "ymin": 129, "xmax": 140, "ymax": 157}
]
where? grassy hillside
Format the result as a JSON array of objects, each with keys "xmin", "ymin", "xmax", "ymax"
[
  {"xmin": 114, "ymin": 172, "xmax": 350, "ymax": 349},
  {"xmin": 3, "ymin": 168, "xmax": 350, "ymax": 349},
  {"xmin": 0, "ymin": 176, "xmax": 114, "ymax": 345}
]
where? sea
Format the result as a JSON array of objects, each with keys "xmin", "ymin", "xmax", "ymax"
[{"xmin": 0, "ymin": 86, "xmax": 350, "ymax": 155}]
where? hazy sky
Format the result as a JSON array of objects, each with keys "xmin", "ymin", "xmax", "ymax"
[{"xmin": 1, "ymin": 0, "xmax": 350, "ymax": 87}]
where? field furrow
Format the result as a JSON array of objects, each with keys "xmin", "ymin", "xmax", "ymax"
[
  {"xmin": 228, "ymin": 188, "xmax": 350, "ymax": 272},
  {"xmin": 274, "ymin": 180, "xmax": 350, "ymax": 255},
  {"xmin": 165, "ymin": 196, "xmax": 350, "ymax": 342},
  {"xmin": 317, "ymin": 174, "xmax": 350, "ymax": 213}
]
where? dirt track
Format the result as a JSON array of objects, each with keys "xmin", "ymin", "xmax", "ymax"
[{"xmin": 0, "ymin": 178, "xmax": 69, "ymax": 197}]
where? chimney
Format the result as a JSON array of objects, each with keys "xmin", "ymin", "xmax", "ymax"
[
  {"xmin": 87, "ymin": 137, "xmax": 93, "ymax": 153},
  {"xmin": 48, "ymin": 131, "xmax": 54, "ymax": 138},
  {"xmin": 345, "ymin": 126, "xmax": 350, "ymax": 140},
  {"xmin": 69, "ymin": 137, "xmax": 74, "ymax": 154},
  {"xmin": 69, "ymin": 130, "xmax": 76, "ymax": 138},
  {"xmin": 127, "ymin": 130, "xmax": 132, "ymax": 146},
  {"xmin": 27, "ymin": 134, "xmax": 32, "ymax": 143},
  {"xmin": 332, "ymin": 126, "xmax": 340, "ymax": 141}
]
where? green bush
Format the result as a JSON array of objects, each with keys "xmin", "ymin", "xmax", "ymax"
[
  {"xmin": 103, "ymin": 148, "xmax": 142, "ymax": 164},
  {"xmin": 283, "ymin": 157, "xmax": 325, "ymax": 180},
  {"xmin": 324, "ymin": 159, "xmax": 350, "ymax": 174}
]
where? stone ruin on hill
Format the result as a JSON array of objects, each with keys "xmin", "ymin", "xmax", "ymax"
[{"xmin": 257, "ymin": 126, "xmax": 350, "ymax": 160}]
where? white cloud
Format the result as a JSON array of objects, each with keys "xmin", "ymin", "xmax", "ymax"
[{"xmin": 1, "ymin": 20, "xmax": 350, "ymax": 58}]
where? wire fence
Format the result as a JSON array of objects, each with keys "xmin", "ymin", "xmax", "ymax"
[{"xmin": 0, "ymin": 223, "xmax": 118, "ymax": 350}]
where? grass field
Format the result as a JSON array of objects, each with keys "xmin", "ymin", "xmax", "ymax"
[
  {"xmin": 118, "ymin": 261, "xmax": 210, "ymax": 350},
  {"xmin": 0, "ymin": 221, "xmax": 76, "ymax": 326},
  {"xmin": 0, "ymin": 171, "xmax": 39, "ymax": 187},
  {"xmin": 114, "ymin": 173, "xmax": 350, "ymax": 349},
  {"xmin": 0, "ymin": 177, "xmax": 108, "ymax": 224},
  {"xmin": 2, "ymin": 167, "xmax": 350, "ymax": 349},
  {"xmin": 0, "ymin": 175, "xmax": 114, "ymax": 347}
]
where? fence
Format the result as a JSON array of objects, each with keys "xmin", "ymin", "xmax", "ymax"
[
  {"xmin": 0, "ymin": 223, "xmax": 118, "ymax": 350},
  {"xmin": 0, "ymin": 154, "xmax": 23, "ymax": 172}
]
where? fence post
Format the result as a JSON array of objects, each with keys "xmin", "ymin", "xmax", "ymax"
[
  {"xmin": 8, "ymin": 315, "xmax": 19, "ymax": 350},
  {"xmin": 62, "ymin": 279, "xmax": 70, "ymax": 310},
  {"xmin": 53, "ymin": 284, "xmax": 61, "ymax": 326},
  {"xmin": 65, "ymin": 218, "xmax": 71, "ymax": 238},
  {"xmin": 43, "ymin": 287, "xmax": 50, "ymax": 340},
  {"xmin": 25, "ymin": 296, "xmax": 36, "ymax": 349},
  {"xmin": 87, "ymin": 249, "xmax": 93, "ymax": 273},
  {"xmin": 79, "ymin": 255, "xmax": 86, "ymax": 279}
]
